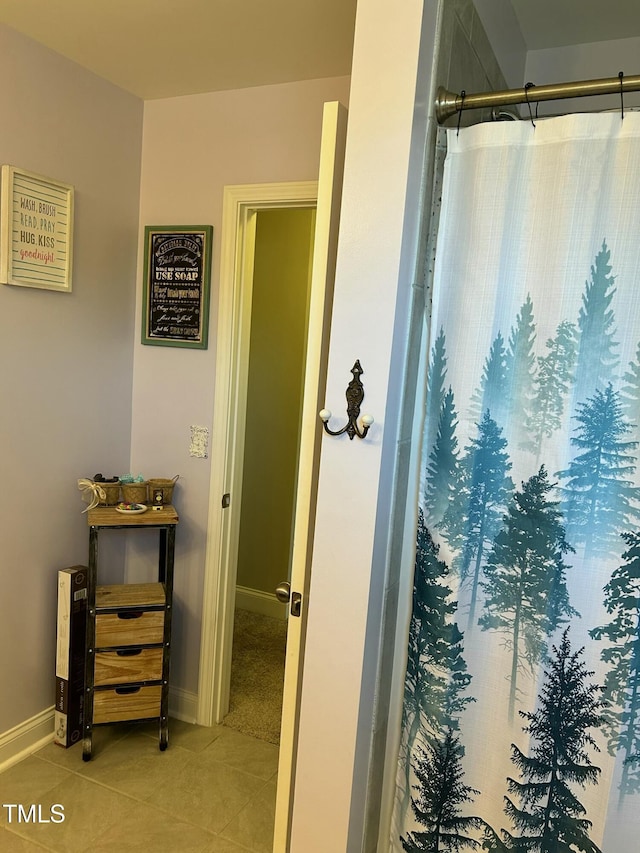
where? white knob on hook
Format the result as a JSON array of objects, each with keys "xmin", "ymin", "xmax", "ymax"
[
  {"xmin": 319, "ymin": 409, "xmax": 332, "ymax": 423},
  {"xmin": 361, "ymin": 414, "xmax": 374, "ymax": 427}
]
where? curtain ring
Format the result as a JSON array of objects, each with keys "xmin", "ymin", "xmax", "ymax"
[
  {"xmin": 619, "ymin": 71, "xmax": 625, "ymax": 120},
  {"xmin": 524, "ymin": 82, "xmax": 536, "ymax": 128},
  {"xmin": 456, "ymin": 90, "xmax": 466, "ymax": 137}
]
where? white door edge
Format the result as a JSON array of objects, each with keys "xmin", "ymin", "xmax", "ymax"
[{"xmin": 274, "ymin": 101, "xmax": 348, "ymax": 851}]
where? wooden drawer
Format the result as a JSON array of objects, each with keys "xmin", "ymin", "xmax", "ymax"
[
  {"xmin": 95, "ymin": 610, "xmax": 164, "ymax": 647},
  {"xmin": 94, "ymin": 647, "xmax": 164, "ymax": 686},
  {"xmin": 96, "ymin": 583, "xmax": 165, "ymax": 609},
  {"xmin": 93, "ymin": 685, "xmax": 162, "ymax": 724}
]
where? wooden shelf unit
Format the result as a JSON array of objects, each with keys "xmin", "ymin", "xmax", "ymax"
[{"xmin": 82, "ymin": 505, "xmax": 179, "ymax": 761}]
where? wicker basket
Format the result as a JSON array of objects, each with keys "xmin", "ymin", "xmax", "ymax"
[
  {"xmin": 120, "ymin": 482, "xmax": 149, "ymax": 505},
  {"xmin": 147, "ymin": 475, "xmax": 179, "ymax": 506},
  {"xmin": 97, "ymin": 481, "xmax": 121, "ymax": 506}
]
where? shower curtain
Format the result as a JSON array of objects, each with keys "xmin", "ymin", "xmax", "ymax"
[{"xmin": 392, "ymin": 113, "xmax": 640, "ymax": 852}]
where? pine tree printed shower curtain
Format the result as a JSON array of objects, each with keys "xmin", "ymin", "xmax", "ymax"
[{"xmin": 392, "ymin": 114, "xmax": 640, "ymax": 852}]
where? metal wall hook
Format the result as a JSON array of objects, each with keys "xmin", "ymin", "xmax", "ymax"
[{"xmin": 319, "ymin": 360, "xmax": 374, "ymax": 440}]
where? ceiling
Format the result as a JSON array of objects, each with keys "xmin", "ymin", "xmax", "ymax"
[
  {"xmin": 0, "ymin": 0, "xmax": 357, "ymax": 100},
  {"xmin": 0, "ymin": 1, "xmax": 638, "ymax": 100}
]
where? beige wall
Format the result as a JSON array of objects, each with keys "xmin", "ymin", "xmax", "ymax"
[
  {"xmin": 237, "ymin": 208, "xmax": 316, "ymax": 597},
  {"xmin": 290, "ymin": 1, "xmax": 438, "ymax": 848},
  {"xmin": 0, "ymin": 25, "xmax": 143, "ymax": 733},
  {"xmin": 130, "ymin": 75, "xmax": 350, "ymax": 698}
]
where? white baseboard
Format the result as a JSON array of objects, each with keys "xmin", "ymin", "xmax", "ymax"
[
  {"xmin": 236, "ymin": 585, "xmax": 287, "ymax": 620},
  {"xmin": 0, "ymin": 688, "xmax": 200, "ymax": 772},
  {"xmin": 169, "ymin": 686, "xmax": 198, "ymax": 724},
  {"xmin": 0, "ymin": 706, "xmax": 55, "ymax": 773}
]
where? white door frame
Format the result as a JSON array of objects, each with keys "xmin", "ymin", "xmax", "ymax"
[{"xmin": 197, "ymin": 181, "xmax": 318, "ymax": 727}]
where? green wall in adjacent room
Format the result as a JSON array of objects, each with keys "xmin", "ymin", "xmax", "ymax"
[{"xmin": 236, "ymin": 206, "xmax": 316, "ymax": 596}]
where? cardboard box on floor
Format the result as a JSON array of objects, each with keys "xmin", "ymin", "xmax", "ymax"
[{"xmin": 54, "ymin": 566, "xmax": 88, "ymax": 747}]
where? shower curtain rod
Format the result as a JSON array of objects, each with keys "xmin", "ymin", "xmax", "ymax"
[{"xmin": 435, "ymin": 73, "xmax": 640, "ymax": 123}]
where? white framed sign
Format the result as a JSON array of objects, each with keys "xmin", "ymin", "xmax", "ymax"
[{"xmin": 0, "ymin": 165, "xmax": 74, "ymax": 292}]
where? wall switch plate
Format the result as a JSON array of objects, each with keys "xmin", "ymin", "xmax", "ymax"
[{"xmin": 189, "ymin": 425, "xmax": 209, "ymax": 458}]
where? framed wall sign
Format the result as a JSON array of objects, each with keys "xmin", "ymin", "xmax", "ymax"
[
  {"xmin": 0, "ymin": 165, "xmax": 74, "ymax": 292},
  {"xmin": 142, "ymin": 225, "xmax": 213, "ymax": 349}
]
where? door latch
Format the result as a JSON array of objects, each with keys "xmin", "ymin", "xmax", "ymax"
[
  {"xmin": 275, "ymin": 582, "xmax": 302, "ymax": 618},
  {"xmin": 290, "ymin": 592, "xmax": 302, "ymax": 618}
]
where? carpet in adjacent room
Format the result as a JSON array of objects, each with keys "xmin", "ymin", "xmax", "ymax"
[{"xmin": 223, "ymin": 608, "xmax": 287, "ymax": 745}]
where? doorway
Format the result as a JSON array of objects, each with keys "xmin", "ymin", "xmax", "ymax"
[
  {"xmin": 197, "ymin": 181, "xmax": 319, "ymax": 732},
  {"xmin": 223, "ymin": 206, "xmax": 316, "ymax": 745}
]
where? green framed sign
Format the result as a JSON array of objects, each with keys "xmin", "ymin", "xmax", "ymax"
[{"xmin": 141, "ymin": 225, "xmax": 213, "ymax": 349}]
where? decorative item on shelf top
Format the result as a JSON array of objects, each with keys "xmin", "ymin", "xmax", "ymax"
[
  {"xmin": 77, "ymin": 479, "xmax": 105, "ymax": 513},
  {"xmin": 115, "ymin": 502, "xmax": 148, "ymax": 515},
  {"xmin": 119, "ymin": 474, "xmax": 148, "ymax": 506},
  {"xmin": 77, "ymin": 475, "xmax": 121, "ymax": 511},
  {"xmin": 147, "ymin": 475, "xmax": 179, "ymax": 508},
  {"xmin": 92, "ymin": 474, "xmax": 120, "ymax": 506}
]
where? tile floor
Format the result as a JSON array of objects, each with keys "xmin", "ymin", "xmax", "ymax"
[{"xmin": 0, "ymin": 719, "xmax": 278, "ymax": 852}]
